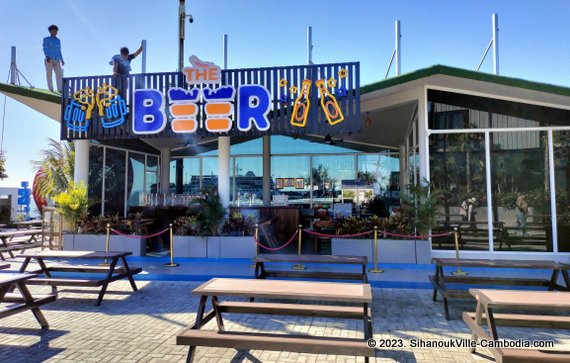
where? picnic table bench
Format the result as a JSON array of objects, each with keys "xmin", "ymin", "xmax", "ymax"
[
  {"xmin": 0, "ymin": 263, "xmax": 9, "ymax": 270},
  {"xmin": 0, "ymin": 272, "xmax": 56, "ymax": 328},
  {"xmin": 463, "ymin": 289, "xmax": 570, "ymax": 362},
  {"xmin": 253, "ymin": 254, "xmax": 368, "ymax": 282},
  {"xmin": 17, "ymin": 250, "xmax": 142, "ymax": 306},
  {"xmin": 430, "ymin": 258, "xmax": 570, "ymax": 319},
  {"xmin": 177, "ymin": 278, "xmax": 375, "ymax": 362},
  {"xmin": 0, "ymin": 229, "xmax": 43, "ymax": 260},
  {"xmin": 14, "ymin": 220, "xmax": 43, "ymax": 229}
]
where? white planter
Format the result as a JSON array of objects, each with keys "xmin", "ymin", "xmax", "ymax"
[
  {"xmin": 331, "ymin": 238, "xmax": 373, "ymax": 260},
  {"xmin": 62, "ymin": 234, "xmax": 75, "ymax": 250},
  {"xmin": 377, "ymin": 239, "xmax": 416, "ymax": 264},
  {"xmin": 415, "ymin": 239, "xmax": 432, "ymax": 264},
  {"xmin": 219, "ymin": 236, "xmax": 256, "ymax": 258},
  {"xmin": 172, "ymin": 236, "xmax": 207, "ymax": 258},
  {"xmin": 207, "ymin": 236, "xmax": 220, "ymax": 258},
  {"xmin": 65, "ymin": 234, "xmax": 146, "ymax": 256}
]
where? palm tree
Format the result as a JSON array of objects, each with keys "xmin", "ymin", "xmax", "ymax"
[
  {"xmin": 0, "ymin": 151, "xmax": 7, "ymax": 180},
  {"xmin": 32, "ymin": 138, "xmax": 75, "ymax": 199}
]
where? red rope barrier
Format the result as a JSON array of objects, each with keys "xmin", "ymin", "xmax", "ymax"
[
  {"xmin": 303, "ymin": 229, "xmax": 373, "ymax": 238},
  {"xmin": 254, "ymin": 230, "xmax": 299, "ymax": 251},
  {"xmin": 110, "ymin": 228, "xmax": 170, "ymax": 239}
]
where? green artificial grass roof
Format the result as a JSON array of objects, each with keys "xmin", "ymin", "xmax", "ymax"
[
  {"xmin": 0, "ymin": 83, "xmax": 61, "ymax": 103},
  {"xmin": 360, "ymin": 64, "xmax": 570, "ymax": 98}
]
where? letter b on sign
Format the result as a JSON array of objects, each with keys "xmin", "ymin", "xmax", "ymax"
[
  {"xmin": 237, "ymin": 85, "xmax": 271, "ymax": 132},
  {"xmin": 133, "ymin": 89, "xmax": 167, "ymax": 134}
]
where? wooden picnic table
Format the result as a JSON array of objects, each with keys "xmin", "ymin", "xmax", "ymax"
[
  {"xmin": 254, "ymin": 253, "xmax": 368, "ymax": 282},
  {"xmin": 17, "ymin": 250, "xmax": 142, "ymax": 306},
  {"xmin": 14, "ymin": 220, "xmax": 43, "ymax": 229},
  {"xmin": 463, "ymin": 289, "xmax": 570, "ymax": 362},
  {"xmin": 0, "ymin": 272, "xmax": 56, "ymax": 328},
  {"xmin": 0, "ymin": 263, "xmax": 9, "ymax": 270},
  {"xmin": 0, "ymin": 229, "xmax": 43, "ymax": 260},
  {"xmin": 177, "ymin": 278, "xmax": 375, "ymax": 362},
  {"xmin": 431, "ymin": 258, "xmax": 570, "ymax": 319}
]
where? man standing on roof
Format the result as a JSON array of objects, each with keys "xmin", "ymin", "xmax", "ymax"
[
  {"xmin": 43, "ymin": 25, "xmax": 64, "ymax": 93},
  {"xmin": 111, "ymin": 41, "xmax": 143, "ymax": 93}
]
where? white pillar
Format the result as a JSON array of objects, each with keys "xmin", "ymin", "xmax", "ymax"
[
  {"xmin": 262, "ymin": 135, "xmax": 271, "ymax": 206},
  {"xmin": 160, "ymin": 148, "xmax": 171, "ymax": 194},
  {"xmin": 218, "ymin": 136, "xmax": 230, "ymax": 208},
  {"xmin": 398, "ymin": 144, "xmax": 408, "ymax": 191},
  {"xmin": 73, "ymin": 140, "xmax": 90, "ymax": 186},
  {"xmin": 417, "ymin": 88, "xmax": 429, "ymax": 182}
]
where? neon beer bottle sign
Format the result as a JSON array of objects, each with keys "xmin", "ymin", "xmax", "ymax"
[{"xmin": 132, "ymin": 56, "xmax": 271, "ymax": 135}]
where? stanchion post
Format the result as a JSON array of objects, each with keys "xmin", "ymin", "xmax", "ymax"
[
  {"xmin": 100, "ymin": 223, "xmax": 111, "ymax": 266},
  {"xmin": 369, "ymin": 226, "xmax": 383, "ymax": 273},
  {"xmin": 292, "ymin": 224, "xmax": 306, "ymax": 270},
  {"xmin": 451, "ymin": 227, "xmax": 467, "ymax": 276},
  {"xmin": 165, "ymin": 223, "xmax": 179, "ymax": 267},
  {"xmin": 250, "ymin": 223, "xmax": 258, "ymax": 268}
]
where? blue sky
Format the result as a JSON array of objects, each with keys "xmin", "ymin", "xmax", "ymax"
[{"xmin": 0, "ymin": 0, "xmax": 569, "ymax": 187}]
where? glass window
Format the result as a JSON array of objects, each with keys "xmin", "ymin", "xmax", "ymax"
[
  {"xmin": 271, "ymin": 156, "xmax": 310, "ymax": 205},
  {"xmin": 358, "ymin": 153, "xmax": 400, "ymax": 197},
  {"xmin": 429, "ymin": 132, "xmax": 487, "ymax": 250},
  {"xmin": 146, "ymin": 156, "xmax": 159, "ymax": 194},
  {"xmin": 88, "ymin": 145, "xmax": 104, "ymax": 215},
  {"xmin": 182, "ymin": 158, "xmax": 201, "ymax": 194},
  {"xmin": 201, "ymin": 157, "xmax": 218, "ymax": 191},
  {"xmin": 127, "ymin": 153, "xmax": 146, "ymax": 207},
  {"xmin": 491, "ymin": 131, "xmax": 552, "ymax": 252},
  {"xmin": 311, "ymin": 155, "xmax": 355, "ymax": 205},
  {"xmin": 428, "ymin": 89, "xmax": 570, "ymax": 130},
  {"xmin": 233, "ymin": 157, "xmax": 262, "ymax": 205},
  {"xmin": 554, "ymin": 130, "xmax": 570, "ymax": 252},
  {"xmin": 104, "ymin": 148, "xmax": 126, "ymax": 216}
]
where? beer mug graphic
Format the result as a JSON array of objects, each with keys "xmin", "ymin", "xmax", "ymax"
[
  {"xmin": 64, "ymin": 87, "xmax": 95, "ymax": 132},
  {"xmin": 97, "ymin": 84, "xmax": 128, "ymax": 128}
]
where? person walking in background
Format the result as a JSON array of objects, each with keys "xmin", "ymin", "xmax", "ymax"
[
  {"xmin": 43, "ymin": 25, "xmax": 64, "ymax": 92},
  {"xmin": 110, "ymin": 41, "xmax": 143, "ymax": 94},
  {"xmin": 516, "ymin": 193, "xmax": 529, "ymax": 237}
]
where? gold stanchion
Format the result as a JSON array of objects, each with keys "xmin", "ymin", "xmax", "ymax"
[
  {"xmin": 165, "ymin": 224, "xmax": 179, "ymax": 267},
  {"xmin": 451, "ymin": 227, "xmax": 468, "ymax": 276},
  {"xmin": 100, "ymin": 223, "xmax": 111, "ymax": 266},
  {"xmin": 250, "ymin": 223, "xmax": 258, "ymax": 268},
  {"xmin": 369, "ymin": 226, "xmax": 383, "ymax": 273},
  {"xmin": 292, "ymin": 224, "xmax": 306, "ymax": 270}
]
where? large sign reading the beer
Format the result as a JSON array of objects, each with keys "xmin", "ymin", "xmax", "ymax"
[{"xmin": 61, "ymin": 58, "xmax": 360, "ymax": 140}]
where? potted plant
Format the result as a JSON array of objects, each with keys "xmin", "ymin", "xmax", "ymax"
[
  {"xmin": 219, "ymin": 212, "xmax": 257, "ymax": 258},
  {"xmin": 331, "ymin": 216, "xmax": 373, "ymax": 260},
  {"xmin": 171, "ymin": 215, "xmax": 208, "ymax": 257},
  {"xmin": 189, "ymin": 189, "xmax": 226, "ymax": 258},
  {"xmin": 54, "ymin": 182, "xmax": 89, "ymax": 233}
]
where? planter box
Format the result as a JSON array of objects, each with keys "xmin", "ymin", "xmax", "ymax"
[
  {"xmin": 219, "ymin": 236, "xmax": 256, "ymax": 258},
  {"xmin": 331, "ymin": 238, "xmax": 373, "ymax": 260},
  {"xmin": 172, "ymin": 236, "xmax": 207, "ymax": 258},
  {"xmin": 62, "ymin": 234, "xmax": 75, "ymax": 250},
  {"xmin": 64, "ymin": 234, "xmax": 146, "ymax": 256},
  {"xmin": 377, "ymin": 239, "xmax": 415, "ymax": 264},
  {"xmin": 207, "ymin": 236, "xmax": 220, "ymax": 258}
]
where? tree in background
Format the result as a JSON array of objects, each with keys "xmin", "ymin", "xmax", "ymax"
[
  {"xmin": 32, "ymin": 138, "xmax": 75, "ymax": 200},
  {"xmin": 0, "ymin": 151, "xmax": 8, "ymax": 180}
]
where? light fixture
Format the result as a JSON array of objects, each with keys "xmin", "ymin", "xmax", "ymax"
[{"xmin": 324, "ymin": 134, "xmax": 333, "ymax": 144}]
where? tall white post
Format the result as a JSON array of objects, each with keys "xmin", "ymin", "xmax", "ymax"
[
  {"xmin": 178, "ymin": 0, "xmax": 185, "ymax": 72},
  {"xmin": 10, "ymin": 46, "xmax": 18, "ymax": 85},
  {"xmin": 492, "ymin": 13, "xmax": 499, "ymax": 75},
  {"xmin": 218, "ymin": 137, "xmax": 231, "ymax": 208},
  {"xmin": 160, "ymin": 148, "xmax": 171, "ymax": 194},
  {"xmin": 417, "ymin": 88, "xmax": 429, "ymax": 182},
  {"xmin": 395, "ymin": 20, "xmax": 401, "ymax": 76},
  {"xmin": 307, "ymin": 26, "xmax": 313, "ymax": 64},
  {"xmin": 262, "ymin": 136, "xmax": 271, "ymax": 206},
  {"xmin": 223, "ymin": 34, "xmax": 228, "ymax": 69},
  {"xmin": 73, "ymin": 140, "xmax": 90, "ymax": 185},
  {"xmin": 398, "ymin": 144, "xmax": 408, "ymax": 192},
  {"xmin": 141, "ymin": 40, "xmax": 147, "ymax": 73}
]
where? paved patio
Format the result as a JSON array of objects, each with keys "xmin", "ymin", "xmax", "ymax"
[{"xmin": 1, "ymin": 279, "xmax": 569, "ymax": 362}]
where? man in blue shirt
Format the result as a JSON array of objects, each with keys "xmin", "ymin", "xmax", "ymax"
[
  {"xmin": 110, "ymin": 41, "xmax": 143, "ymax": 94},
  {"xmin": 43, "ymin": 24, "xmax": 64, "ymax": 93}
]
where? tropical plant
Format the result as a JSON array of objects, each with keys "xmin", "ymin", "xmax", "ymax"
[
  {"xmin": 222, "ymin": 212, "xmax": 256, "ymax": 236},
  {"xmin": 191, "ymin": 188, "xmax": 226, "ymax": 236},
  {"xmin": 0, "ymin": 151, "xmax": 8, "ymax": 180},
  {"xmin": 402, "ymin": 179, "xmax": 444, "ymax": 236},
  {"xmin": 173, "ymin": 215, "xmax": 199, "ymax": 236},
  {"xmin": 32, "ymin": 138, "xmax": 75, "ymax": 199},
  {"xmin": 54, "ymin": 182, "xmax": 88, "ymax": 233}
]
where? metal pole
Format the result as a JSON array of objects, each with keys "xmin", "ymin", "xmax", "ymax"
[
  {"xmin": 292, "ymin": 225, "xmax": 306, "ymax": 270},
  {"xmin": 307, "ymin": 26, "xmax": 313, "ymax": 65},
  {"xmin": 223, "ymin": 34, "xmax": 228, "ymax": 70},
  {"xmin": 141, "ymin": 40, "xmax": 147, "ymax": 74},
  {"xmin": 250, "ymin": 223, "xmax": 259, "ymax": 268},
  {"xmin": 395, "ymin": 20, "xmax": 401, "ymax": 76},
  {"xmin": 492, "ymin": 13, "xmax": 499, "ymax": 75},
  {"xmin": 369, "ymin": 226, "xmax": 383, "ymax": 273},
  {"xmin": 10, "ymin": 46, "xmax": 17, "ymax": 84},
  {"xmin": 178, "ymin": 0, "xmax": 185, "ymax": 72},
  {"xmin": 165, "ymin": 223, "xmax": 179, "ymax": 267},
  {"xmin": 100, "ymin": 223, "xmax": 111, "ymax": 266},
  {"xmin": 451, "ymin": 227, "xmax": 467, "ymax": 276}
]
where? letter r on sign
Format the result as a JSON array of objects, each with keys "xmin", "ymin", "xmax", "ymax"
[
  {"xmin": 237, "ymin": 85, "xmax": 271, "ymax": 132},
  {"xmin": 133, "ymin": 89, "xmax": 167, "ymax": 134}
]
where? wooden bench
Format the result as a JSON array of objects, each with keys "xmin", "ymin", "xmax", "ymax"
[
  {"xmin": 0, "ymin": 262, "xmax": 9, "ymax": 270},
  {"xmin": 463, "ymin": 289, "xmax": 570, "ymax": 362},
  {"xmin": 431, "ymin": 258, "xmax": 570, "ymax": 319},
  {"xmin": 0, "ymin": 229, "xmax": 43, "ymax": 260},
  {"xmin": 18, "ymin": 250, "xmax": 142, "ymax": 306},
  {"xmin": 0, "ymin": 273, "xmax": 56, "ymax": 329},
  {"xmin": 254, "ymin": 254, "xmax": 368, "ymax": 283},
  {"xmin": 177, "ymin": 278, "xmax": 375, "ymax": 362}
]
